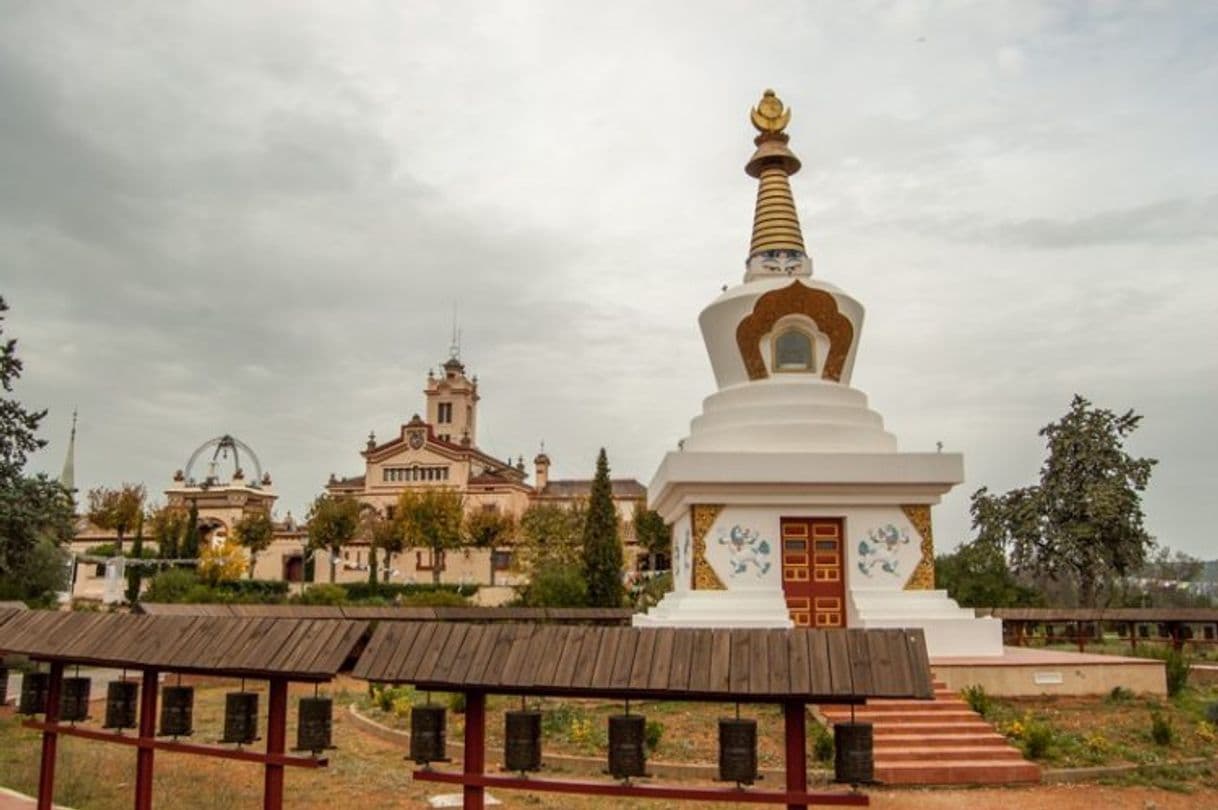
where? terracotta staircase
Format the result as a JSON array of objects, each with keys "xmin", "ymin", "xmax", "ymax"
[{"xmin": 818, "ymin": 681, "xmax": 1040, "ymax": 786}]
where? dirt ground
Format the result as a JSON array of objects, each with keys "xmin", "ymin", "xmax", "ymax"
[{"xmin": 4, "ymin": 679, "xmax": 1218, "ymax": 809}]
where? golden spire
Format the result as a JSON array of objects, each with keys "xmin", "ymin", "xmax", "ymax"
[{"xmin": 745, "ymin": 89, "xmax": 805, "ymax": 258}]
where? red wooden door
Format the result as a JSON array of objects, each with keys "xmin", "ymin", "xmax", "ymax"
[{"xmin": 780, "ymin": 518, "xmax": 845, "ymax": 628}]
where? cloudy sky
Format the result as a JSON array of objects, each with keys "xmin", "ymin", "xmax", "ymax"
[{"xmin": 3, "ymin": 2, "xmax": 1216, "ymax": 557}]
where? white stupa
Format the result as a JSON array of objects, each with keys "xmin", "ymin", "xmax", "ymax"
[{"xmin": 634, "ymin": 90, "xmax": 1003, "ymax": 657}]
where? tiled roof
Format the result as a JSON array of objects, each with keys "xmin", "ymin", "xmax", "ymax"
[{"xmin": 539, "ymin": 478, "xmax": 646, "ymax": 499}]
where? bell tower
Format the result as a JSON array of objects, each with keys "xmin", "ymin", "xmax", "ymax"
[{"xmin": 425, "ymin": 351, "xmax": 479, "ymax": 446}]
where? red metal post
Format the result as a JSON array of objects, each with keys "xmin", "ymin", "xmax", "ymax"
[
  {"xmin": 784, "ymin": 701, "xmax": 808, "ymax": 810},
  {"xmin": 264, "ymin": 679, "xmax": 288, "ymax": 810},
  {"xmin": 36, "ymin": 662, "xmax": 64, "ymax": 810},
  {"xmin": 463, "ymin": 691, "xmax": 486, "ymax": 810},
  {"xmin": 135, "ymin": 669, "xmax": 158, "ymax": 810}
]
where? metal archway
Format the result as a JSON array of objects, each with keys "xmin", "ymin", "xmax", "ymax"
[{"xmin": 183, "ymin": 434, "xmax": 264, "ymax": 484}]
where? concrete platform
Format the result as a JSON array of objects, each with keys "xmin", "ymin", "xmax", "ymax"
[{"xmin": 932, "ymin": 646, "xmax": 1166, "ymax": 697}]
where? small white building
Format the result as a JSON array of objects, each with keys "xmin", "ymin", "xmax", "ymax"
[{"xmin": 634, "ymin": 90, "xmax": 1002, "ymax": 657}]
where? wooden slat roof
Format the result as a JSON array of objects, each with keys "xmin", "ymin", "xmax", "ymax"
[
  {"xmin": 988, "ymin": 607, "xmax": 1218, "ymax": 623},
  {"xmin": 0, "ymin": 611, "xmax": 367, "ymax": 680},
  {"xmin": 352, "ymin": 623, "xmax": 933, "ymax": 702},
  {"xmin": 135, "ymin": 603, "xmax": 633, "ymax": 624},
  {"xmin": 0, "ymin": 601, "xmax": 28, "ymax": 611}
]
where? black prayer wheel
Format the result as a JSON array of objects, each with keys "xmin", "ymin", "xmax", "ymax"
[
  {"xmin": 222, "ymin": 691, "xmax": 260, "ymax": 744},
  {"xmin": 0, "ymin": 665, "xmax": 8, "ymax": 707},
  {"xmin": 833, "ymin": 722, "xmax": 875, "ymax": 785},
  {"xmin": 295, "ymin": 696, "xmax": 333, "ymax": 753},
  {"xmin": 104, "ymin": 681, "xmax": 139, "ymax": 730},
  {"xmin": 410, "ymin": 704, "xmax": 447, "ymax": 764},
  {"xmin": 60, "ymin": 677, "xmax": 92, "ymax": 722},
  {"xmin": 608, "ymin": 714, "xmax": 647, "ymax": 779},
  {"xmin": 159, "ymin": 685, "xmax": 194, "ymax": 737},
  {"xmin": 504, "ymin": 709, "xmax": 542, "ymax": 773},
  {"xmin": 18, "ymin": 672, "xmax": 49, "ymax": 716},
  {"xmin": 718, "ymin": 717, "xmax": 758, "ymax": 785}
]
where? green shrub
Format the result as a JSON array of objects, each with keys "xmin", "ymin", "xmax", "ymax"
[
  {"xmin": 294, "ymin": 584, "xmax": 348, "ymax": 605},
  {"xmin": 1106, "ymin": 685, "xmax": 1136, "ymax": 704},
  {"xmin": 216, "ymin": 579, "xmax": 289, "ymax": 602},
  {"xmin": 401, "ymin": 590, "xmax": 470, "ymax": 607},
  {"xmin": 1161, "ymin": 648, "xmax": 1191, "ymax": 697},
  {"xmin": 1151, "ymin": 712, "xmax": 1174, "ymax": 746},
  {"xmin": 644, "ymin": 719, "xmax": 664, "ymax": 753},
  {"xmin": 1018, "ymin": 716, "xmax": 1057, "ymax": 760},
  {"xmin": 448, "ymin": 692, "xmax": 467, "ymax": 714},
  {"xmin": 338, "ymin": 582, "xmax": 478, "ymax": 602},
  {"xmin": 142, "ymin": 568, "xmax": 201, "ymax": 603},
  {"xmin": 811, "ymin": 723, "xmax": 834, "ymax": 763},
  {"xmin": 370, "ymin": 684, "xmax": 413, "ymax": 713},
  {"xmin": 516, "ymin": 563, "xmax": 588, "ymax": 607},
  {"xmin": 961, "ymin": 684, "xmax": 992, "ymax": 718}
]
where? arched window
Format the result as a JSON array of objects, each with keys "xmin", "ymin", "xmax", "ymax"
[{"xmin": 773, "ymin": 327, "xmax": 816, "ymax": 373}]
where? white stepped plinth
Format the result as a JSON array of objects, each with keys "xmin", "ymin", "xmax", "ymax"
[
  {"xmin": 850, "ymin": 590, "xmax": 1004, "ymax": 657},
  {"xmin": 633, "ymin": 590, "xmax": 793, "ymax": 628}
]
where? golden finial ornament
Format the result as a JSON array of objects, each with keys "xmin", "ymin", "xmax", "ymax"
[{"xmin": 750, "ymin": 89, "xmax": 791, "ymax": 135}]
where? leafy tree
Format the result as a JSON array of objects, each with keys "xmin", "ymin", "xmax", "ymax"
[
  {"xmin": 397, "ymin": 488, "xmax": 465, "ymax": 585},
  {"xmin": 582, "ymin": 448, "xmax": 624, "ymax": 607},
  {"xmin": 306, "ymin": 494, "xmax": 361, "ymax": 583},
  {"xmin": 0, "ymin": 296, "xmax": 74, "ymax": 602},
  {"xmin": 232, "ymin": 510, "xmax": 274, "ymax": 578},
  {"xmin": 516, "ymin": 561, "xmax": 588, "ymax": 607},
  {"xmin": 361, "ymin": 506, "xmax": 404, "ymax": 585},
  {"xmin": 198, "ymin": 538, "xmax": 246, "ymax": 585},
  {"xmin": 125, "ymin": 510, "xmax": 146, "ymax": 603},
  {"xmin": 516, "ymin": 501, "xmax": 585, "ymax": 573},
  {"xmin": 148, "ymin": 504, "xmax": 187, "ymax": 559},
  {"xmin": 632, "ymin": 504, "xmax": 670, "ymax": 573},
  {"xmin": 971, "ymin": 395, "xmax": 1157, "ymax": 608},
  {"xmin": 86, "ymin": 483, "xmax": 146, "ymax": 556},
  {"xmin": 182, "ymin": 501, "xmax": 201, "ymax": 559},
  {"xmin": 935, "ymin": 542, "xmax": 1043, "ymax": 608},
  {"xmin": 465, "ymin": 508, "xmax": 515, "ymax": 548}
]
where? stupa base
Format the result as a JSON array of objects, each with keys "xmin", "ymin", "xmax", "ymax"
[
  {"xmin": 632, "ymin": 589, "xmax": 794, "ymax": 628},
  {"xmin": 850, "ymin": 589, "xmax": 1005, "ymax": 657}
]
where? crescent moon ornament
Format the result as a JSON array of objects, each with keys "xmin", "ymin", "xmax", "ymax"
[{"xmin": 750, "ymin": 89, "xmax": 791, "ymax": 135}]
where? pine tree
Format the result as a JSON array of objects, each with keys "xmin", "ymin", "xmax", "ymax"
[{"xmin": 581, "ymin": 448, "xmax": 624, "ymax": 607}]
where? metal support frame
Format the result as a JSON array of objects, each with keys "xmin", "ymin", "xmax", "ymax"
[
  {"xmin": 413, "ymin": 691, "xmax": 866, "ymax": 809},
  {"xmin": 35, "ymin": 662, "xmax": 63, "ymax": 810},
  {"xmin": 136, "ymin": 669, "xmax": 158, "ymax": 810},
  {"xmin": 264, "ymin": 678, "xmax": 289, "ymax": 810}
]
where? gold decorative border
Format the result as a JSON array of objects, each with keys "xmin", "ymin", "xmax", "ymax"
[
  {"xmin": 735, "ymin": 281, "xmax": 854, "ymax": 382},
  {"xmin": 900, "ymin": 504, "xmax": 935, "ymax": 590},
  {"xmin": 691, "ymin": 504, "xmax": 726, "ymax": 591}
]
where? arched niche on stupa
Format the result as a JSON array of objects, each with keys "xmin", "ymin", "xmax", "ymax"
[{"xmin": 735, "ymin": 281, "xmax": 854, "ymax": 382}]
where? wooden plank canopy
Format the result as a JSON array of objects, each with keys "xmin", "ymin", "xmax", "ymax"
[
  {"xmin": 0, "ymin": 611, "xmax": 367, "ymax": 680},
  {"xmin": 353, "ymin": 622, "xmax": 933, "ymax": 702},
  {"xmin": 135, "ymin": 602, "xmax": 634, "ymax": 624}
]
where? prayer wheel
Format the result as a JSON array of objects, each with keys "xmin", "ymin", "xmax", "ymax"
[
  {"xmin": 159, "ymin": 685, "xmax": 194, "ymax": 737},
  {"xmin": 294, "ymin": 696, "xmax": 333, "ymax": 753},
  {"xmin": 607, "ymin": 714, "xmax": 647, "ymax": 779},
  {"xmin": 221, "ymin": 691, "xmax": 260, "ymax": 744},
  {"xmin": 409, "ymin": 704, "xmax": 447, "ymax": 764},
  {"xmin": 60, "ymin": 677, "xmax": 92, "ymax": 722},
  {"xmin": 104, "ymin": 681, "xmax": 139, "ymax": 730},
  {"xmin": 717, "ymin": 717, "xmax": 758, "ymax": 785},
  {"xmin": 503, "ymin": 709, "xmax": 542, "ymax": 773},
  {"xmin": 833, "ymin": 722, "xmax": 875, "ymax": 785},
  {"xmin": 0, "ymin": 665, "xmax": 8, "ymax": 707},
  {"xmin": 18, "ymin": 672, "xmax": 49, "ymax": 716}
]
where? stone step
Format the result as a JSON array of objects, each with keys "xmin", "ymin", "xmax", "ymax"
[
  {"xmin": 874, "ymin": 733, "xmax": 1010, "ymax": 749},
  {"xmin": 875, "ymin": 759, "xmax": 1041, "ymax": 786},
  {"xmin": 871, "ymin": 720, "xmax": 997, "ymax": 735},
  {"xmin": 876, "ymin": 745, "xmax": 1025, "ymax": 763},
  {"xmin": 826, "ymin": 710, "xmax": 981, "ymax": 724},
  {"xmin": 822, "ymin": 699, "xmax": 970, "ymax": 713}
]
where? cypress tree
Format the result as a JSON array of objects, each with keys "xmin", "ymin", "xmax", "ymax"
[
  {"xmin": 182, "ymin": 501, "xmax": 201, "ymax": 559},
  {"xmin": 581, "ymin": 448, "xmax": 624, "ymax": 607}
]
